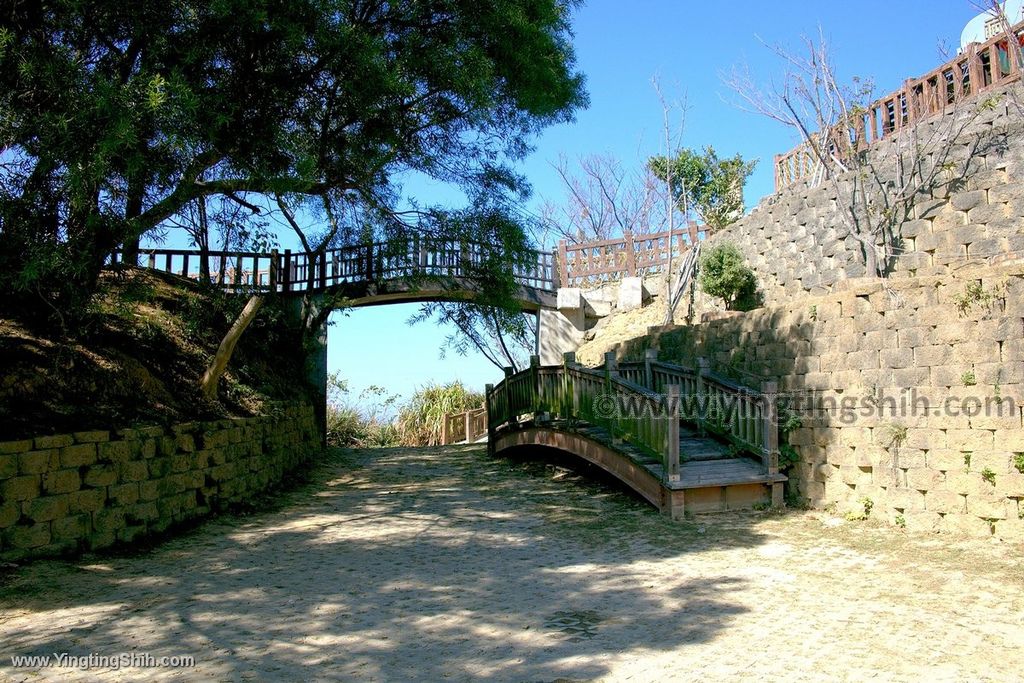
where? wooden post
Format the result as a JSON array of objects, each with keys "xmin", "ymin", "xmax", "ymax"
[
  {"xmin": 463, "ymin": 411, "xmax": 472, "ymax": 444},
  {"xmin": 644, "ymin": 348, "xmax": 658, "ymax": 390},
  {"xmin": 319, "ymin": 251, "xmax": 328, "ymax": 290},
  {"xmin": 269, "ymin": 250, "xmax": 279, "ymax": 290},
  {"xmin": 696, "ymin": 357, "xmax": 709, "ymax": 436},
  {"xmin": 181, "ymin": 253, "xmax": 189, "ymax": 278},
  {"xmin": 485, "ymin": 384, "xmax": 495, "ymax": 456},
  {"xmin": 557, "ymin": 240, "xmax": 569, "ymax": 288},
  {"xmin": 441, "ymin": 413, "xmax": 450, "ymax": 446},
  {"xmin": 282, "ymin": 250, "xmax": 292, "ymax": 293},
  {"xmin": 624, "ymin": 231, "xmax": 636, "ymax": 277},
  {"xmin": 761, "ymin": 380, "xmax": 779, "ymax": 473},
  {"xmin": 666, "ymin": 384, "xmax": 680, "ymax": 483},
  {"xmin": 604, "ymin": 351, "xmax": 618, "ymax": 378},
  {"xmin": 147, "ymin": 252, "xmax": 156, "ymax": 270},
  {"xmin": 967, "ymin": 43, "xmax": 982, "ymax": 95}
]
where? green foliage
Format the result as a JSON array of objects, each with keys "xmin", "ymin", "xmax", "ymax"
[
  {"xmin": 952, "ymin": 281, "xmax": 996, "ymax": 316},
  {"xmin": 961, "ymin": 370, "xmax": 977, "ymax": 387},
  {"xmin": 1014, "ymin": 453, "xmax": 1024, "ymax": 474},
  {"xmin": 0, "ymin": 0, "xmax": 586, "ymax": 323},
  {"xmin": 981, "ymin": 467, "xmax": 997, "ymax": 485},
  {"xmin": 648, "ymin": 147, "xmax": 756, "ymax": 229},
  {"xmin": 808, "ymin": 305, "xmax": 818, "ymax": 321},
  {"xmin": 881, "ymin": 422, "xmax": 908, "ymax": 452},
  {"xmin": 326, "ymin": 373, "xmax": 399, "ymax": 448},
  {"xmin": 964, "ymin": 452, "xmax": 972, "ymax": 470},
  {"xmin": 894, "ymin": 514, "xmax": 906, "ymax": 529},
  {"xmin": 845, "ymin": 497, "xmax": 873, "ymax": 521},
  {"xmin": 698, "ymin": 243, "xmax": 759, "ymax": 311},
  {"xmin": 395, "ymin": 381, "xmax": 484, "ymax": 447}
]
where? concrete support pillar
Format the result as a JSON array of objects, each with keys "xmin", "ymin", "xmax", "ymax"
[
  {"xmin": 617, "ymin": 276, "xmax": 647, "ymax": 312},
  {"xmin": 290, "ymin": 294, "xmax": 329, "ymax": 449},
  {"xmin": 538, "ymin": 287, "xmax": 587, "ymax": 365}
]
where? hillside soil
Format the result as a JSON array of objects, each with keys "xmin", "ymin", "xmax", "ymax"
[{"xmin": 0, "ymin": 269, "xmax": 309, "ymax": 439}]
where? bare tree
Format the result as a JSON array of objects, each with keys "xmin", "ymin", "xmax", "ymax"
[
  {"xmin": 537, "ymin": 152, "xmax": 666, "ymax": 245},
  {"xmin": 724, "ymin": 27, "xmax": 993, "ymax": 277}
]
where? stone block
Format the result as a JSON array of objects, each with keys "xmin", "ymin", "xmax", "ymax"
[
  {"xmin": 34, "ymin": 434, "xmax": 73, "ymax": 449},
  {"xmin": 902, "ymin": 510, "xmax": 943, "ymax": 533},
  {"xmin": 0, "ymin": 439, "xmax": 33, "ymax": 455},
  {"xmin": 989, "ymin": 181, "xmax": 1024, "ymax": 204},
  {"xmin": 926, "ymin": 490, "xmax": 966, "ymax": 514},
  {"xmin": 2, "ymin": 475, "xmax": 40, "ymax": 502},
  {"xmin": 950, "ymin": 190, "xmax": 988, "ymax": 212},
  {"xmin": 52, "ymin": 514, "xmax": 90, "ymax": 542},
  {"xmin": 914, "ymin": 345, "xmax": 952, "ymax": 366},
  {"xmin": 966, "ymin": 493, "xmax": 1008, "ymax": 519},
  {"xmin": 69, "ymin": 488, "xmax": 106, "ymax": 514},
  {"xmin": 945, "ymin": 429, "xmax": 994, "ymax": 451},
  {"xmin": 24, "ymin": 494, "xmax": 69, "ymax": 522},
  {"xmin": 73, "ymin": 430, "xmax": 109, "ymax": 444},
  {"xmin": 98, "ymin": 441, "xmax": 133, "ymax": 463},
  {"xmin": 967, "ymin": 202, "xmax": 1008, "ymax": 225},
  {"xmin": 905, "ymin": 468, "xmax": 942, "ymax": 491},
  {"xmin": 42, "ymin": 469, "xmax": 80, "ymax": 495},
  {"xmin": 175, "ymin": 434, "xmax": 196, "ymax": 453},
  {"xmin": 118, "ymin": 460, "xmax": 149, "ymax": 483},
  {"xmin": 83, "ymin": 464, "xmax": 117, "ymax": 488},
  {"xmin": 556, "ymin": 287, "xmax": 583, "ymax": 310},
  {"xmin": 18, "ymin": 449, "xmax": 57, "ymax": 475},
  {"xmin": 60, "ymin": 443, "xmax": 97, "ymax": 468},
  {"xmin": 0, "ymin": 501, "xmax": 20, "ymax": 528},
  {"xmin": 92, "ymin": 508, "xmax": 126, "ymax": 534},
  {"xmin": 942, "ymin": 513, "xmax": 994, "ymax": 536},
  {"xmin": 885, "ymin": 487, "xmax": 924, "ymax": 511},
  {"xmin": 108, "ymin": 483, "xmax": 140, "ymax": 507},
  {"xmin": 616, "ymin": 277, "xmax": 646, "ymax": 312},
  {"xmin": 879, "ymin": 348, "xmax": 914, "ymax": 369},
  {"xmin": 5, "ymin": 522, "xmax": 51, "ymax": 549}
]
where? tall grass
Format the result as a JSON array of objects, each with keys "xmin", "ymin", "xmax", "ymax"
[
  {"xmin": 326, "ymin": 374, "xmax": 399, "ymax": 448},
  {"xmin": 395, "ymin": 381, "xmax": 484, "ymax": 446}
]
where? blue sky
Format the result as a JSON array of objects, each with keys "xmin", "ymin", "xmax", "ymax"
[{"xmin": 333, "ymin": 1, "xmax": 979, "ymax": 409}]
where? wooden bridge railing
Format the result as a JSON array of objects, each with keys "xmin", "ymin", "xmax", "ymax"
[
  {"xmin": 775, "ymin": 20, "xmax": 1024, "ymax": 192},
  {"xmin": 484, "ymin": 351, "xmax": 780, "ymax": 483},
  {"xmin": 440, "ymin": 407, "xmax": 487, "ymax": 445},
  {"xmin": 110, "ymin": 237, "xmax": 558, "ymax": 293},
  {"xmin": 556, "ymin": 225, "xmax": 702, "ymax": 288}
]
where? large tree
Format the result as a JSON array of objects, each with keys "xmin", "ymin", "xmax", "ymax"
[{"xmin": 0, "ymin": 0, "xmax": 587, "ymax": 321}]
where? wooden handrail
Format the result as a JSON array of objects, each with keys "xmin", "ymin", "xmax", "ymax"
[
  {"xmin": 110, "ymin": 239, "xmax": 558, "ymax": 294},
  {"xmin": 485, "ymin": 350, "xmax": 782, "ymax": 482},
  {"xmin": 556, "ymin": 224, "xmax": 704, "ymax": 288},
  {"xmin": 775, "ymin": 20, "xmax": 1024, "ymax": 192},
  {"xmin": 440, "ymin": 407, "xmax": 487, "ymax": 445}
]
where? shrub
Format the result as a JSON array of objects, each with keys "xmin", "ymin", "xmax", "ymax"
[
  {"xmin": 699, "ymin": 243, "xmax": 759, "ymax": 311},
  {"xmin": 395, "ymin": 381, "xmax": 484, "ymax": 446}
]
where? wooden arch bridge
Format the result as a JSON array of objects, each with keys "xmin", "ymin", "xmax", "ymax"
[{"xmin": 482, "ymin": 351, "xmax": 786, "ymax": 517}]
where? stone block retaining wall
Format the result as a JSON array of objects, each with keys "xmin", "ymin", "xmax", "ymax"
[
  {"xmin": 0, "ymin": 404, "xmax": 319, "ymax": 561},
  {"xmin": 622, "ymin": 264, "xmax": 1024, "ymax": 540}
]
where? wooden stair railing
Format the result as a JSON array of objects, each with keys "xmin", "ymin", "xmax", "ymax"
[
  {"xmin": 440, "ymin": 407, "xmax": 488, "ymax": 445},
  {"xmin": 485, "ymin": 351, "xmax": 780, "ymax": 483}
]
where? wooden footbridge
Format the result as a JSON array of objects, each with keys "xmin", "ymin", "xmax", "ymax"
[
  {"xmin": 110, "ymin": 226, "xmax": 703, "ymax": 310},
  {"xmin": 111, "ymin": 238, "xmax": 561, "ymax": 310},
  {"xmin": 483, "ymin": 351, "xmax": 785, "ymax": 517}
]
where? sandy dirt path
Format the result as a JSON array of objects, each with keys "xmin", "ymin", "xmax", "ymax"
[{"xmin": 1, "ymin": 445, "xmax": 1022, "ymax": 682}]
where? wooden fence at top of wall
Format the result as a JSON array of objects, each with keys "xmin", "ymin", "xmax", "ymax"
[
  {"xmin": 774, "ymin": 20, "xmax": 1024, "ymax": 192},
  {"xmin": 557, "ymin": 223, "xmax": 703, "ymax": 288}
]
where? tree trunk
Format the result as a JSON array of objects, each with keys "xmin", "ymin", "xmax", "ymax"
[{"xmin": 200, "ymin": 294, "xmax": 264, "ymax": 401}]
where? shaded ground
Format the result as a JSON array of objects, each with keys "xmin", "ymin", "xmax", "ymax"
[{"xmin": 1, "ymin": 444, "xmax": 1023, "ymax": 682}]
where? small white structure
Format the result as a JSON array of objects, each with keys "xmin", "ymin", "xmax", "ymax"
[{"xmin": 960, "ymin": 0, "xmax": 1024, "ymax": 50}]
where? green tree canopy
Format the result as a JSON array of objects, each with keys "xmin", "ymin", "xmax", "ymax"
[
  {"xmin": 699, "ymin": 242, "xmax": 759, "ymax": 311},
  {"xmin": 0, "ymin": 0, "xmax": 587, "ymax": 320},
  {"xmin": 648, "ymin": 147, "xmax": 756, "ymax": 230}
]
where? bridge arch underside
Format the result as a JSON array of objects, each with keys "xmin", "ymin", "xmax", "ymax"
[
  {"xmin": 492, "ymin": 427, "xmax": 682, "ymax": 517},
  {"xmin": 325, "ymin": 278, "xmax": 555, "ymax": 312}
]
